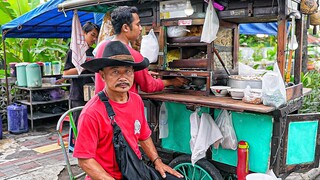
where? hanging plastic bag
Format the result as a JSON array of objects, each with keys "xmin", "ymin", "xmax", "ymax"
[
  {"xmin": 262, "ymin": 62, "xmax": 287, "ymax": 109},
  {"xmin": 189, "ymin": 108, "xmax": 200, "ymax": 151},
  {"xmin": 191, "ymin": 113, "xmax": 222, "ymax": 165},
  {"xmin": 200, "ymin": 0, "xmax": 219, "ymax": 43},
  {"xmin": 159, "ymin": 102, "xmax": 169, "ymax": 139},
  {"xmin": 216, "ymin": 110, "xmax": 238, "ymax": 150},
  {"xmin": 140, "ymin": 29, "xmax": 159, "ymax": 63}
]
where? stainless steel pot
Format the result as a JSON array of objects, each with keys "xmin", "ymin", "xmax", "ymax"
[{"xmin": 227, "ymin": 76, "xmax": 262, "ymax": 89}]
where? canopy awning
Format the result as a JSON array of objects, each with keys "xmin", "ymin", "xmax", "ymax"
[
  {"xmin": 239, "ymin": 22, "xmax": 279, "ymax": 35},
  {"xmin": 1, "ymin": 0, "xmax": 104, "ymax": 39},
  {"xmin": 58, "ymin": 0, "xmax": 131, "ymax": 12}
]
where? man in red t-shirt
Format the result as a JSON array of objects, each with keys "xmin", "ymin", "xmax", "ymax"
[
  {"xmin": 94, "ymin": 6, "xmax": 188, "ymax": 94},
  {"xmin": 74, "ymin": 41, "xmax": 183, "ymax": 180}
]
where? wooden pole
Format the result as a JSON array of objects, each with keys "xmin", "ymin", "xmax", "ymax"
[
  {"xmin": 277, "ymin": 0, "xmax": 288, "ymax": 78},
  {"xmin": 294, "ymin": 15, "xmax": 304, "ymax": 84}
]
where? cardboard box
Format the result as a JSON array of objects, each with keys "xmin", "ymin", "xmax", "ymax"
[{"xmin": 83, "ymin": 83, "xmax": 95, "ymax": 101}]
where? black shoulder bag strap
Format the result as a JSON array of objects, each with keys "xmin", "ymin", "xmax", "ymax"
[
  {"xmin": 97, "ymin": 91, "xmax": 160, "ymax": 180},
  {"xmin": 98, "ymin": 91, "xmax": 115, "ymax": 122}
]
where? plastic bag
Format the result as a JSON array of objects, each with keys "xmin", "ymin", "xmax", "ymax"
[
  {"xmin": 242, "ymin": 86, "xmax": 263, "ymax": 104},
  {"xmin": 190, "ymin": 108, "xmax": 201, "ymax": 151},
  {"xmin": 191, "ymin": 112, "xmax": 222, "ymax": 165},
  {"xmin": 262, "ymin": 62, "xmax": 287, "ymax": 108},
  {"xmin": 159, "ymin": 102, "xmax": 169, "ymax": 139},
  {"xmin": 200, "ymin": 0, "xmax": 219, "ymax": 43},
  {"xmin": 167, "ymin": 26, "xmax": 188, "ymax": 38},
  {"xmin": 216, "ymin": 110, "xmax": 238, "ymax": 150},
  {"xmin": 140, "ymin": 29, "xmax": 159, "ymax": 63},
  {"xmin": 239, "ymin": 62, "xmax": 269, "ymax": 76}
]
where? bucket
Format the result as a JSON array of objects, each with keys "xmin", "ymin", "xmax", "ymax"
[
  {"xmin": 246, "ymin": 173, "xmax": 277, "ymax": 180},
  {"xmin": 26, "ymin": 63, "xmax": 42, "ymax": 87},
  {"xmin": 43, "ymin": 62, "xmax": 52, "ymax": 76},
  {"xmin": 7, "ymin": 103, "xmax": 28, "ymax": 134},
  {"xmin": 36, "ymin": 62, "xmax": 44, "ymax": 77},
  {"xmin": 52, "ymin": 61, "xmax": 61, "ymax": 75},
  {"xmin": 15, "ymin": 62, "xmax": 29, "ymax": 87},
  {"xmin": 9, "ymin": 62, "xmax": 18, "ymax": 77}
]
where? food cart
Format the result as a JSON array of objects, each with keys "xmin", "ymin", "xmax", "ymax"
[{"xmin": 58, "ymin": 0, "xmax": 320, "ymax": 179}]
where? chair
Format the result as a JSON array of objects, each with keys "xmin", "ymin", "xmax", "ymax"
[
  {"xmin": 56, "ymin": 106, "xmax": 85, "ymax": 180},
  {"xmin": 57, "ymin": 115, "xmax": 70, "ymax": 146}
]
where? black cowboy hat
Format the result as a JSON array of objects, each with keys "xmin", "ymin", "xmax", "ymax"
[{"xmin": 81, "ymin": 41, "xmax": 149, "ymax": 72}]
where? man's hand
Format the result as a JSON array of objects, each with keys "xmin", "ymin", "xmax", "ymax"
[
  {"xmin": 162, "ymin": 77, "xmax": 189, "ymax": 88},
  {"xmin": 153, "ymin": 158, "xmax": 183, "ymax": 179},
  {"xmin": 148, "ymin": 71, "xmax": 159, "ymax": 78}
]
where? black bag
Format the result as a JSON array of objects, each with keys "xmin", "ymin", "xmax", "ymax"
[{"xmin": 98, "ymin": 92, "xmax": 160, "ymax": 180}]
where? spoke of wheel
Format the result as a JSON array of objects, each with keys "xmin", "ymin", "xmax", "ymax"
[
  {"xmin": 181, "ymin": 166, "xmax": 190, "ymax": 180},
  {"xmin": 192, "ymin": 165, "xmax": 196, "ymax": 180}
]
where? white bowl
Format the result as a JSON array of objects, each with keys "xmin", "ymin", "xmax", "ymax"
[
  {"xmin": 227, "ymin": 88, "xmax": 244, "ymax": 99},
  {"xmin": 210, "ymin": 86, "xmax": 231, "ymax": 97},
  {"xmin": 246, "ymin": 173, "xmax": 278, "ymax": 180}
]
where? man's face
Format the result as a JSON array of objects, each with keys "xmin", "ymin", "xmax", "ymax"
[
  {"xmin": 127, "ymin": 13, "xmax": 142, "ymax": 41},
  {"xmin": 100, "ymin": 66, "xmax": 134, "ymax": 93}
]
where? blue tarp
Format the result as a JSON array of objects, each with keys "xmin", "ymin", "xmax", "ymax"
[
  {"xmin": 1, "ymin": 0, "xmax": 104, "ymax": 39},
  {"xmin": 239, "ymin": 22, "xmax": 279, "ymax": 35}
]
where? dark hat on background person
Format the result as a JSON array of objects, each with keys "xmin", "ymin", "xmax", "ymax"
[{"xmin": 81, "ymin": 41, "xmax": 149, "ymax": 72}]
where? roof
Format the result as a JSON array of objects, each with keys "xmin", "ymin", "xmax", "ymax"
[{"xmin": 1, "ymin": 0, "xmax": 105, "ymax": 39}]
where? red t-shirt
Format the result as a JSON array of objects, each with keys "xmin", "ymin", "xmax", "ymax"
[
  {"xmin": 73, "ymin": 91, "xmax": 152, "ymax": 180},
  {"xmin": 94, "ymin": 40, "xmax": 164, "ymax": 94}
]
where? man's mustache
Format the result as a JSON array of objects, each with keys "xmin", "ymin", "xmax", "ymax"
[{"xmin": 115, "ymin": 82, "xmax": 130, "ymax": 87}]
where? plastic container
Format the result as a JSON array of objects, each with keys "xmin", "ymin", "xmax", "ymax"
[
  {"xmin": 43, "ymin": 62, "xmax": 52, "ymax": 76},
  {"xmin": 7, "ymin": 103, "xmax": 28, "ymax": 134},
  {"xmin": 36, "ymin": 62, "xmax": 44, "ymax": 77},
  {"xmin": 26, "ymin": 63, "xmax": 42, "ymax": 87},
  {"xmin": 52, "ymin": 61, "xmax": 61, "ymax": 75},
  {"xmin": 15, "ymin": 62, "xmax": 29, "ymax": 87},
  {"xmin": 246, "ymin": 173, "xmax": 277, "ymax": 180},
  {"xmin": 9, "ymin": 62, "xmax": 18, "ymax": 77}
]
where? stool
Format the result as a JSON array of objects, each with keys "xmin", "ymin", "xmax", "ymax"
[{"xmin": 57, "ymin": 115, "xmax": 70, "ymax": 145}]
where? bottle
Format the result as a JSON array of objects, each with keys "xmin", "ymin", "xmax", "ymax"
[
  {"xmin": 159, "ymin": 102, "xmax": 168, "ymax": 139},
  {"xmin": 236, "ymin": 141, "xmax": 249, "ymax": 180}
]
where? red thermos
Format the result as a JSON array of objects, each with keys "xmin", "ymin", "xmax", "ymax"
[{"xmin": 237, "ymin": 141, "xmax": 249, "ymax": 180}]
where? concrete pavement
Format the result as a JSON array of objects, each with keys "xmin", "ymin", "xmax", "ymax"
[{"xmin": 0, "ymin": 120, "xmax": 82, "ymax": 180}]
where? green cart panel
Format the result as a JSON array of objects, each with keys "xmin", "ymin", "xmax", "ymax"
[
  {"xmin": 161, "ymin": 102, "xmax": 209, "ymax": 154},
  {"xmin": 212, "ymin": 110, "xmax": 273, "ymax": 173},
  {"xmin": 286, "ymin": 121, "xmax": 318, "ymax": 165},
  {"xmin": 161, "ymin": 103, "xmax": 273, "ymax": 173}
]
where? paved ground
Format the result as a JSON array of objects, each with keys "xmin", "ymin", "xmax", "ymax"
[
  {"xmin": 0, "ymin": 119, "xmax": 84, "ymax": 180},
  {"xmin": 0, "ymin": 118, "xmax": 320, "ymax": 180}
]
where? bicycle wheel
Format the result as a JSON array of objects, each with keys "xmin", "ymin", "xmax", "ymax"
[{"xmin": 169, "ymin": 155, "xmax": 223, "ymax": 180}]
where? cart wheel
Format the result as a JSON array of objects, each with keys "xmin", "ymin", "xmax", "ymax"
[{"xmin": 169, "ymin": 155, "xmax": 223, "ymax": 180}]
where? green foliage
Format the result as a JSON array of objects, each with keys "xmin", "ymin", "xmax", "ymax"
[
  {"xmin": 300, "ymin": 70, "xmax": 320, "ymax": 113},
  {"xmin": 266, "ymin": 46, "xmax": 277, "ymax": 61},
  {"xmin": 239, "ymin": 34, "xmax": 277, "ymax": 47},
  {"xmin": 252, "ymin": 46, "xmax": 264, "ymax": 62},
  {"xmin": 0, "ymin": 1, "xmax": 17, "ymax": 24}
]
